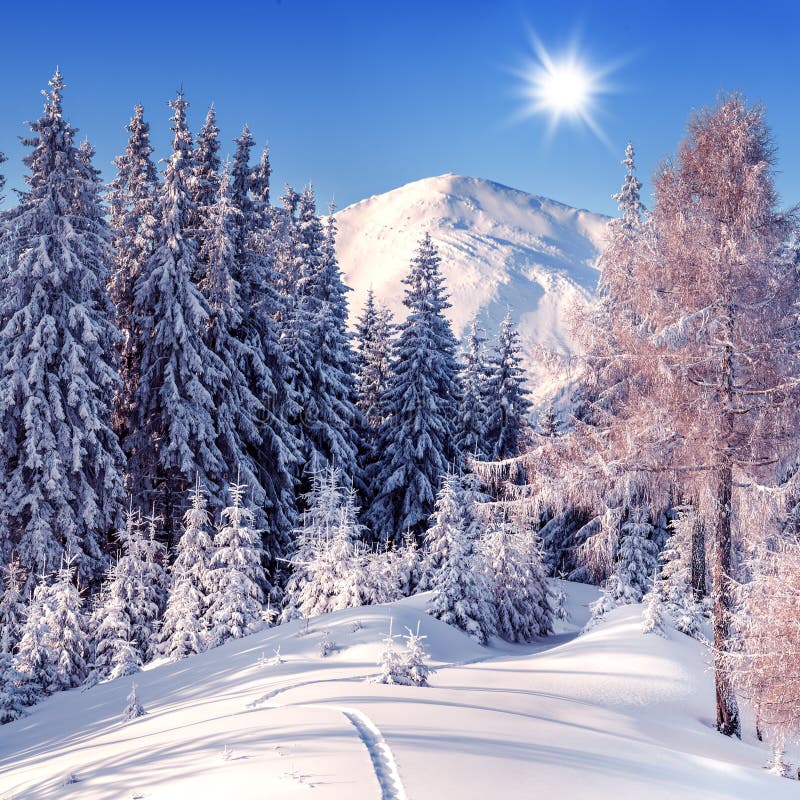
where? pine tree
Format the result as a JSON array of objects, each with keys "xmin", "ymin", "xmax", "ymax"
[
  {"xmin": 457, "ymin": 320, "xmax": 492, "ymax": 460},
  {"xmin": 160, "ymin": 483, "xmax": 215, "ymax": 659},
  {"xmin": 13, "ymin": 578, "xmax": 56, "ymax": 697},
  {"xmin": 205, "ymin": 479, "xmax": 267, "ymax": 646},
  {"xmin": 402, "ymin": 624, "xmax": 433, "ymax": 686},
  {"xmin": 43, "ymin": 562, "xmax": 90, "ymax": 690},
  {"xmin": 485, "ymin": 310, "xmax": 531, "ymax": 462},
  {"xmin": 93, "ymin": 568, "xmax": 141, "ymax": 679},
  {"xmin": 198, "ymin": 163, "xmax": 266, "ymax": 520},
  {"xmin": 128, "ymin": 92, "xmax": 226, "ymax": 539},
  {"xmin": 108, "ymin": 105, "xmax": 160, "ymax": 458},
  {"xmin": 427, "ymin": 475, "xmax": 494, "ymax": 644},
  {"xmin": 0, "ymin": 653, "xmax": 28, "ymax": 723},
  {"xmin": 228, "ymin": 128, "xmax": 299, "ymax": 566},
  {"xmin": 283, "ymin": 191, "xmax": 361, "ymax": 492},
  {"xmin": 485, "ymin": 519, "xmax": 552, "ymax": 643},
  {"xmin": 0, "ymin": 561, "xmax": 26, "ymax": 655},
  {"xmin": 354, "ymin": 289, "xmax": 395, "ymax": 433},
  {"xmin": 366, "ymin": 234, "xmax": 462, "ymax": 543},
  {"xmin": 189, "ymin": 105, "xmax": 221, "ymax": 248},
  {"xmin": 122, "ymin": 682, "xmax": 146, "ymax": 721},
  {"xmin": 642, "ymin": 573, "xmax": 667, "ymax": 637},
  {"xmin": 0, "ymin": 71, "xmax": 125, "ymax": 587}
]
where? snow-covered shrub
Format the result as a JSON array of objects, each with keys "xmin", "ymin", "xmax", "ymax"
[{"xmin": 122, "ymin": 682, "xmax": 146, "ymax": 722}]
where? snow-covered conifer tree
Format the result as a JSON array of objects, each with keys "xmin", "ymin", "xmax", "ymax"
[
  {"xmin": 484, "ymin": 310, "xmax": 531, "ymax": 462},
  {"xmin": 366, "ymin": 235, "xmax": 462, "ymax": 543},
  {"xmin": 205, "ymin": 479, "xmax": 267, "ymax": 646},
  {"xmin": 42, "ymin": 562, "xmax": 90, "ymax": 690},
  {"xmin": 108, "ymin": 104, "xmax": 160, "ymax": 455},
  {"xmin": 427, "ymin": 475, "xmax": 494, "ymax": 644},
  {"xmin": 189, "ymin": 105, "xmax": 221, "ymax": 247},
  {"xmin": 282, "ymin": 192, "xmax": 361, "ymax": 492},
  {"xmin": 93, "ymin": 568, "xmax": 141, "ymax": 679},
  {"xmin": 402, "ymin": 624, "xmax": 433, "ymax": 687},
  {"xmin": 354, "ymin": 289, "xmax": 395, "ymax": 435},
  {"xmin": 160, "ymin": 483, "xmax": 215, "ymax": 659},
  {"xmin": 0, "ymin": 561, "xmax": 26, "ymax": 656},
  {"xmin": 484, "ymin": 519, "xmax": 552, "ymax": 643},
  {"xmin": 13, "ymin": 578, "xmax": 55, "ymax": 697},
  {"xmin": 457, "ymin": 320, "xmax": 492, "ymax": 460},
  {"xmin": 0, "ymin": 71, "xmax": 125, "ymax": 587},
  {"xmin": 227, "ymin": 127, "xmax": 299, "ymax": 565},
  {"xmin": 198, "ymin": 163, "xmax": 265, "ymax": 515},
  {"xmin": 122, "ymin": 682, "xmax": 146, "ymax": 721},
  {"xmin": 128, "ymin": 92, "xmax": 226, "ymax": 538}
]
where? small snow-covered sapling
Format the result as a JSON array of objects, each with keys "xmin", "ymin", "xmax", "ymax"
[
  {"xmin": 122, "ymin": 682, "xmax": 146, "ymax": 722},
  {"xmin": 319, "ymin": 631, "xmax": 335, "ymax": 657}
]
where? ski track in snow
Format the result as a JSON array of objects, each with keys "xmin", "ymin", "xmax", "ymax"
[{"xmin": 337, "ymin": 706, "xmax": 408, "ymax": 800}]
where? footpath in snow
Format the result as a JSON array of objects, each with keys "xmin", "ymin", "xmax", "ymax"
[{"xmin": 0, "ymin": 581, "xmax": 793, "ymax": 799}]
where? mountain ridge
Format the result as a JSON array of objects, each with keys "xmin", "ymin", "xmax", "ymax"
[{"xmin": 333, "ymin": 173, "xmax": 609, "ymax": 403}]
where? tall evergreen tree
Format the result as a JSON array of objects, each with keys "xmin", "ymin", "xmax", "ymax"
[
  {"xmin": 366, "ymin": 234, "xmax": 462, "ymax": 543},
  {"xmin": 160, "ymin": 483, "xmax": 215, "ymax": 659},
  {"xmin": 283, "ymin": 190, "xmax": 361, "ymax": 493},
  {"xmin": 485, "ymin": 310, "xmax": 531, "ymax": 461},
  {"xmin": 108, "ymin": 105, "xmax": 160, "ymax": 460},
  {"xmin": 128, "ymin": 92, "xmax": 226, "ymax": 539},
  {"xmin": 427, "ymin": 475, "xmax": 494, "ymax": 644},
  {"xmin": 0, "ymin": 71, "xmax": 124, "ymax": 586},
  {"xmin": 228, "ymin": 128, "xmax": 299, "ymax": 566},
  {"xmin": 354, "ymin": 289, "xmax": 395, "ymax": 435},
  {"xmin": 456, "ymin": 320, "xmax": 492, "ymax": 460},
  {"xmin": 198, "ymin": 163, "xmax": 266, "ymax": 519},
  {"xmin": 205, "ymin": 479, "xmax": 267, "ymax": 646}
]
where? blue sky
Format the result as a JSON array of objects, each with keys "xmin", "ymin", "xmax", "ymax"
[{"xmin": 1, "ymin": 0, "xmax": 799, "ymax": 215}]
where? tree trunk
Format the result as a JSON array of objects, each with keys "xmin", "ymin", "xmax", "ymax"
[
  {"xmin": 691, "ymin": 517, "xmax": 706, "ymax": 601},
  {"xmin": 712, "ymin": 464, "xmax": 740, "ymax": 737}
]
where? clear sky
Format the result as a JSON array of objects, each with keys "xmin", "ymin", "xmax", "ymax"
[{"xmin": 2, "ymin": 0, "xmax": 800, "ymax": 216}]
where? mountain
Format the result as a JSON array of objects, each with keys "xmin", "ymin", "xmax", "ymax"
[{"xmin": 334, "ymin": 173, "xmax": 609, "ymax": 404}]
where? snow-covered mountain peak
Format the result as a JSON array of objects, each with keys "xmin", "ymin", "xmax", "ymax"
[{"xmin": 334, "ymin": 173, "xmax": 610, "ymax": 403}]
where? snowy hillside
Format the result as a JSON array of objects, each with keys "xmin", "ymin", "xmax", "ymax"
[
  {"xmin": 1, "ymin": 581, "xmax": 792, "ymax": 800},
  {"xmin": 334, "ymin": 174, "xmax": 609, "ymax": 401}
]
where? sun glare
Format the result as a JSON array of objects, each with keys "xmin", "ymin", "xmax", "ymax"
[{"xmin": 514, "ymin": 34, "xmax": 615, "ymax": 144}]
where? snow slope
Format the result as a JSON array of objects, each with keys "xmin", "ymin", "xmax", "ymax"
[
  {"xmin": 334, "ymin": 174, "xmax": 608, "ymax": 401},
  {"xmin": 0, "ymin": 582, "xmax": 792, "ymax": 800}
]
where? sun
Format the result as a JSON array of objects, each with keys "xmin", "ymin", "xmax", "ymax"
[{"xmin": 513, "ymin": 35, "xmax": 615, "ymax": 143}]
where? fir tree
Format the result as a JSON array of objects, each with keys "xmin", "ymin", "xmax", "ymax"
[
  {"xmin": 354, "ymin": 288, "xmax": 395, "ymax": 433},
  {"xmin": 228, "ymin": 128, "xmax": 299, "ymax": 566},
  {"xmin": 128, "ymin": 92, "xmax": 226, "ymax": 539},
  {"xmin": 93, "ymin": 569, "xmax": 141, "ymax": 679},
  {"xmin": 205, "ymin": 479, "xmax": 267, "ymax": 646},
  {"xmin": 485, "ymin": 519, "xmax": 552, "ymax": 643},
  {"xmin": 160, "ymin": 483, "xmax": 215, "ymax": 659},
  {"xmin": 13, "ymin": 578, "xmax": 56, "ymax": 697},
  {"xmin": 427, "ymin": 475, "xmax": 494, "ymax": 644},
  {"xmin": 0, "ymin": 71, "xmax": 125, "ymax": 587},
  {"xmin": 0, "ymin": 653, "xmax": 28, "ymax": 723},
  {"xmin": 108, "ymin": 105, "xmax": 160, "ymax": 457},
  {"xmin": 402, "ymin": 624, "xmax": 433, "ymax": 687},
  {"xmin": 485, "ymin": 310, "xmax": 531, "ymax": 462},
  {"xmin": 198, "ymin": 163, "xmax": 266, "ymax": 520},
  {"xmin": 283, "ymin": 191, "xmax": 361, "ymax": 492},
  {"xmin": 122, "ymin": 682, "xmax": 146, "ymax": 721},
  {"xmin": 43, "ymin": 561, "xmax": 90, "ymax": 690},
  {"xmin": 0, "ymin": 561, "xmax": 26, "ymax": 655},
  {"xmin": 456, "ymin": 320, "xmax": 492, "ymax": 461},
  {"xmin": 366, "ymin": 235, "xmax": 462, "ymax": 543},
  {"xmin": 189, "ymin": 105, "xmax": 221, "ymax": 243}
]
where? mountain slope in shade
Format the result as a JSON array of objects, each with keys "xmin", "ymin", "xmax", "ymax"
[{"xmin": 334, "ymin": 173, "xmax": 609, "ymax": 402}]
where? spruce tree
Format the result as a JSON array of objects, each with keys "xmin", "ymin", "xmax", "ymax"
[
  {"xmin": 485, "ymin": 310, "xmax": 531, "ymax": 462},
  {"xmin": 228, "ymin": 128, "xmax": 299, "ymax": 566},
  {"xmin": 128, "ymin": 92, "xmax": 226, "ymax": 539},
  {"xmin": 198, "ymin": 163, "xmax": 266, "ymax": 520},
  {"xmin": 457, "ymin": 321, "xmax": 492, "ymax": 460},
  {"xmin": 0, "ymin": 561, "xmax": 26, "ymax": 656},
  {"xmin": 205, "ymin": 480, "xmax": 267, "ymax": 646},
  {"xmin": 108, "ymin": 105, "xmax": 160, "ymax": 457},
  {"xmin": 366, "ymin": 234, "xmax": 462, "ymax": 543},
  {"xmin": 160, "ymin": 483, "xmax": 215, "ymax": 659},
  {"xmin": 93, "ymin": 567, "xmax": 141, "ymax": 679},
  {"xmin": 427, "ymin": 475, "xmax": 494, "ymax": 644},
  {"xmin": 189, "ymin": 105, "xmax": 221, "ymax": 237},
  {"xmin": 0, "ymin": 71, "xmax": 124, "ymax": 587},
  {"xmin": 282, "ymin": 191, "xmax": 361, "ymax": 492}
]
